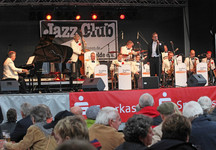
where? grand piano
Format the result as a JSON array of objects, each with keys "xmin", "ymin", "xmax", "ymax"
[{"xmin": 20, "ymin": 35, "xmax": 73, "ymax": 92}]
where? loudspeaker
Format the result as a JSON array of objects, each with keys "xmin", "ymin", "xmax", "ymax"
[
  {"xmin": 0, "ymin": 80, "xmax": 19, "ymax": 92},
  {"xmin": 187, "ymin": 74, "xmax": 206, "ymax": 87},
  {"xmin": 138, "ymin": 76, "xmax": 159, "ymax": 89},
  {"xmin": 82, "ymin": 78, "xmax": 105, "ymax": 91}
]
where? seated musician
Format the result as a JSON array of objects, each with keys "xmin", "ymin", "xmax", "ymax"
[
  {"xmin": 86, "ymin": 52, "xmax": 100, "ymax": 78},
  {"xmin": 161, "ymin": 45, "xmax": 169, "ymax": 61},
  {"xmin": 121, "ymin": 40, "xmax": 140, "ymax": 61},
  {"xmin": 202, "ymin": 51, "xmax": 215, "ymax": 84},
  {"xmin": 184, "ymin": 49, "xmax": 199, "ymax": 77},
  {"xmin": 69, "ymin": 33, "xmax": 85, "ymax": 78},
  {"xmin": 131, "ymin": 55, "xmax": 141, "ymax": 88},
  {"xmin": 162, "ymin": 51, "xmax": 174, "ymax": 86},
  {"xmin": 110, "ymin": 53, "xmax": 125, "ymax": 80},
  {"xmin": 2, "ymin": 51, "xmax": 28, "ymax": 93}
]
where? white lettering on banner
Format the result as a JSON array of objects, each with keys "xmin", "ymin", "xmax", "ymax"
[
  {"xmin": 99, "ymin": 70, "xmax": 106, "ymax": 74},
  {"xmin": 74, "ymin": 96, "xmax": 89, "ymax": 115},
  {"xmin": 115, "ymin": 104, "xmax": 136, "ymax": 113},
  {"xmin": 158, "ymin": 92, "xmax": 172, "ymax": 105}
]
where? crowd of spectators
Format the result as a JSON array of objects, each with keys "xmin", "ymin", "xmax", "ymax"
[{"xmin": 0, "ymin": 93, "xmax": 216, "ymax": 150}]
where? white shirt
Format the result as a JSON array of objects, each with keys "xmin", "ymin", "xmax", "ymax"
[
  {"xmin": 70, "ymin": 39, "xmax": 82, "ymax": 62},
  {"xmin": 151, "ymin": 41, "xmax": 159, "ymax": 57},
  {"xmin": 162, "ymin": 59, "xmax": 173, "ymax": 73},
  {"xmin": 202, "ymin": 58, "xmax": 215, "ymax": 70},
  {"xmin": 86, "ymin": 60, "xmax": 100, "ymax": 78},
  {"xmin": 3, "ymin": 58, "xmax": 23, "ymax": 80}
]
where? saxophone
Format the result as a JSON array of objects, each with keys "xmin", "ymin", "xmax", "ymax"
[
  {"xmin": 168, "ymin": 60, "xmax": 174, "ymax": 77},
  {"xmin": 207, "ymin": 59, "xmax": 211, "ymax": 71},
  {"xmin": 193, "ymin": 58, "xmax": 198, "ymax": 74}
]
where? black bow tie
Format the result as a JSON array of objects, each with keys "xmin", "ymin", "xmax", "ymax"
[
  {"xmin": 118, "ymin": 61, "xmax": 122, "ymax": 62},
  {"xmin": 92, "ymin": 61, "xmax": 95, "ymax": 63}
]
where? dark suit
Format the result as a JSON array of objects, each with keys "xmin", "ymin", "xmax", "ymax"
[
  {"xmin": 10, "ymin": 115, "xmax": 33, "ymax": 142},
  {"xmin": 147, "ymin": 41, "xmax": 164, "ymax": 80}
]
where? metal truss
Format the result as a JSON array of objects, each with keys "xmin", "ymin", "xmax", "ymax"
[{"xmin": 0, "ymin": 0, "xmax": 187, "ymax": 7}]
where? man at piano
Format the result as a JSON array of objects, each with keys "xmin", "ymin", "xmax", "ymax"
[
  {"xmin": 69, "ymin": 33, "xmax": 85, "ymax": 78},
  {"xmin": 86, "ymin": 52, "xmax": 100, "ymax": 78},
  {"xmin": 131, "ymin": 55, "xmax": 141, "ymax": 89},
  {"xmin": 2, "ymin": 51, "xmax": 28, "ymax": 93},
  {"xmin": 202, "ymin": 51, "xmax": 215, "ymax": 84},
  {"xmin": 121, "ymin": 40, "xmax": 140, "ymax": 61},
  {"xmin": 184, "ymin": 49, "xmax": 199, "ymax": 77}
]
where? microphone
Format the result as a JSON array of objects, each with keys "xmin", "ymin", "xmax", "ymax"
[
  {"xmin": 121, "ymin": 31, "xmax": 124, "ymax": 40},
  {"xmin": 174, "ymin": 48, "xmax": 179, "ymax": 52},
  {"xmin": 137, "ymin": 32, "xmax": 139, "ymax": 40}
]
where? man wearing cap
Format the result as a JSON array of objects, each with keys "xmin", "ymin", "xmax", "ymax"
[
  {"xmin": 86, "ymin": 105, "xmax": 100, "ymax": 128},
  {"xmin": 202, "ymin": 51, "xmax": 215, "ymax": 84},
  {"xmin": 44, "ymin": 110, "xmax": 74, "ymax": 129},
  {"xmin": 151, "ymin": 102, "xmax": 175, "ymax": 145}
]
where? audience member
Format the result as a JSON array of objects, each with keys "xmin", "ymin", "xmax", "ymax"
[
  {"xmin": 0, "ymin": 108, "xmax": 17, "ymax": 137},
  {"xmin": 116, "ymin": 114, "xmax": 153, "ymax": 150},
  {"xmin": 183, "ymin": 101, "xmax": 216, "ymax": 150},
  {"xmin": 197, "ymin": 96, "xmax": 212, "ymax": 114},
  {"xmin": 136, "ymin": 93, "xmax": 162, "ymax": 127},
  {"xmin": 54, "ymin": 115, "xmax": 89, "ymax": 145},
  {"xmin": 86, "ymin": 105, "xmax": 100, "ymax": 128},
  {"xmin": 10, "ymin": 103, "xmax": 33, "ymax": 142},
  {"xmin": 38, "ymin": 104, "xmax": 53, "ymax": 123},
  {"xmin": 44, "ymin": 110, "xmax": 74, "ymax": 129},
  {"xmin": 70, "ymin": 106, "xmax": 83, "ymax": 115},
  {"xmin": 149, "ymin": 114, "xmax": 197, "ymax": 150},
  {"xmin": 209, "ymin": 105, "xmax": 216, "ymax": 121},
  {"xmin": 56, "ymin": 139, "xmax": 96, "ymax": 150},
  {"xmin": 4, "ymin": 105, "xmax": 57, "ymax": 150},
  {"xmin": 151, "ymin": 102, "xmax": 175, "ymax": 145},
  {"xmin": 89, "ymin": 107, "xmax": 125, "ymax": 150}
]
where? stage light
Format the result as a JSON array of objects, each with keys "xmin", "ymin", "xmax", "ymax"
[
  {"xmin": 92, "ymin": 14, "xmax": 98, "ymax": 20},
  {"xmin": 76, "ymin": 15, "xmax": 81, "ymax": 20},
  {"xmin": 120, "ymin": 14, "xmax": 125, "ymax": 20},
  {"xmin": 46, "ymin": 14, "xmax": 52, "ymax": 20}
]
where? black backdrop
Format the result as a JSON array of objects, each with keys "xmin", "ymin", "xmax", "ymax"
[{"xmin": 0, "ymin": 0, "xmax": 215, "ymax": 78}]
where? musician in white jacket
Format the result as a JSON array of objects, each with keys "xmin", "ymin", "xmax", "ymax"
[
  {"xmin": 131, "ymin": 55, "xmax": 142, "ymax": 88},
  {"xmin": 3, "ymin": 51, "xmax": 28, "ymax": 92},
  {"xmin": 86, "ymin": 52, "xmax": 100, "ymax": 78},
  {"xmin": 202, "ymin": 51, "xmax": 215, "ymax": 84},
  {"xmin": 184, "ymin": 49, "xmax": 199, "ymax": 76},
  {"xmin": 121, "ymin": 40, "xmax": 139, "ymax": 60},
  {"xmin": 110, "ymin": 53, "xmax": 126, "ymax": 79}
]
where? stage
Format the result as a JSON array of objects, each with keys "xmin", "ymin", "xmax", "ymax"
[{"xmin": 1, "ymin": 86, "xmax": 216, "ymax": 123}]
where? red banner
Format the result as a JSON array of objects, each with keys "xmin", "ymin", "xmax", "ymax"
[{"xmin": 70, "ymin": 86, "xmax": 216, "ymax": 122}]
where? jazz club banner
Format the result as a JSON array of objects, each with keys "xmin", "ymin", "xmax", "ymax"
[
  {"xmin": 70, "ymin": 86, "xmax": 216, "ymax": 122},
  {"xmin": 40, "ymin": 20, "xmax": 118, "ymax": 60}
]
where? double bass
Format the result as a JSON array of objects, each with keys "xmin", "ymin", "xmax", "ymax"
[{"xmin": 78, "ymin": 30, "xmax": 90, "ymax": 76}]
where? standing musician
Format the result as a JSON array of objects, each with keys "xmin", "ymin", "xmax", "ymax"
[
  {"xmin": 147, "ymin": 32, "xmax": 164, "ymax": 80},
  {"xmin": 86, "ymin": 52, "xmax": 100, "ymax": 78},
  {"xmin": 131, "ymin": 55, "xmax": 142, "ymax": 88},
  {"xmin": 202, "ymin": 51, "xmax": 215, "ymax": 84},
  {"xmin": 2, "ymin": 51, "xmax": 28, "ymax": 93},
  {"xmin": 162, "ymin": 51, "xmax": 174, "ymax": 86},
  {"xmin": 68, "ymin": 33, "xmax": 86, "ymax": 78},
  {"xmin": 121, "ymin": 41, "xmax": 140, "ymax": 60},
  {"xmin": 184, "ymin": 49, "xmax": 199, "ymax": 77},
  {"xmin": 110, "ymin": 53, "xmax": 126, "ymax": 80}
]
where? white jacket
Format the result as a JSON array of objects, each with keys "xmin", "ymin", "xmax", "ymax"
[
  {"xmin": 70, "ymin": 39, "xmax": 82, "ymax": 62},
  {"xmin": 110, "ymin": 59, "xmax": 127, "ymax": 74},
  {"xmin": 86, "ymin": 60, "xmax": 100, "ymax": 78},
  {"xmin": 121, "ymin": 46, "xmax": 137, "ymax": 60},
  {"xmin": 162, "ymin": 59, "xmax": 174, "ymax": 73},
  {"xmin": 131, "ymin": 61, "xmax": 141, "ymax": 74},
  {"xmin": 202, "ymin": 58, "xmax": 215, "ymax": 70},
  {"xmin": 3, "ymin": 58, "xmax": 22, "ymax": 80},
  {"xmin": 184, "ymin": 57, "xmax": 199, "ymax": 71}
]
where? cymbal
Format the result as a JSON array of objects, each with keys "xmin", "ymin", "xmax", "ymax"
[{"xmin": 109, "ymin": 51, "xmax": 117, "ymax": 53}]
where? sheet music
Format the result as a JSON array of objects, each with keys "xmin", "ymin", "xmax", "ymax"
[{"xmin": 26, "ymin": 56, "xmax": 35, "ymax": 65}]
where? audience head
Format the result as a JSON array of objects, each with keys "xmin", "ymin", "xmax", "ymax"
[
  {"xmin": 162, "ymin": 114, "xmax": 191, "ymax": 142},
  {"xmin": 20, "ymin": 103, "xmax": 32, "ymax": 118},
  {"xmin": 56, "ymin": 139, "xmax": 96, "ymax": 150},
  {"xmin": 7, "ymin": 108, "xmax": 17, "ymax": 123},
  {"xmin": 95, "ymin": 107, "xmax": 121, "ymax": 130},
  {"xmin": 44, "ymin": 110, "xmax": 74, "ymax": 129},
  {"xmin": 136, "ymin": 93, "xmax": 154, "ymax": 112},
  {"xmin": 38, "ymin": 104, "xmax": 52, "ymax": 120},
  {"xmin": 157, "ymin": 102, "xmax": 175, "ymax": 120},
  {"xmin": 86, "ymin": 105, "xmax": 100, "ymax": 120},
  {"xmin": 123, "ymin": 114, "xmax": 153, "ymax": 146},
  {"xmin": 70, "ymin": 106, "xmax": 82, "ymax": 115},
  {"xmin": 8, "ymin": 51, "xmax": 16, "ymax": 61},
  {"xmin": 30, "ymin": 105, "xmax": 47, "ymax": 123},
  {"xmin": 54, "ymin": 116, "xmax": 89, "ymax": 145},
  {"xmin": 171, "ymin": 102, "xmax": 182, "ymax": 115},
  {"xmin": 198, "ymin": 96, "xmax": 212, "ymax": 114},
  {"xmin": 183, "ymin": 101, "xmax": 203, "ymax": 120}
]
